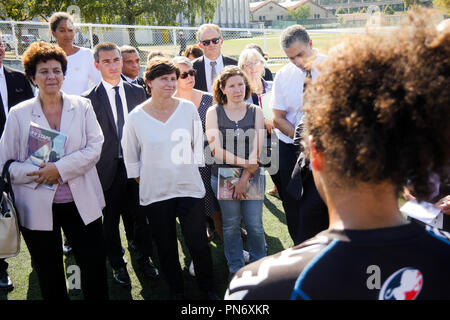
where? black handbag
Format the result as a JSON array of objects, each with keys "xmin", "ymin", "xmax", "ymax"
[{"xmin": 0, "ymin": 160, "xmax": 20, "ymax": 259}]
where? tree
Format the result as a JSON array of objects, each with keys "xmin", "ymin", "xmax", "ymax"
[
  {"xmin": 384, "ymin": 5, "xmax": 395, "ymax": 14},
  {"xmin": 403, "ymin": 0, "xmax": 418, "ymax": 9},
  {"xmin": 336, "ymin": 7, "xmax": 347, "ymax": 14},
  {"xmin": 433, "ymin": 0, "xmax": 450, "ymax": 14},
  {"xmin": 0, "ymin": 0, "xmax": 68, "ymax": 53},
  {"xmin": 287, "ymin": 5, "xmax": 311, "ymax": 24},
  {"xmin": 78, "ymin": 0, "xmax": 220, "ymax": 47}
]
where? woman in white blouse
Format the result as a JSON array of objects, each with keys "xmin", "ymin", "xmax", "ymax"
[
  {"xmin": 122, "ymin": 57, "xmax": 218, "ymax": 300},
  {"xmin": 49, "ymin": 12, "xmax": 101, "ymax": 95}
]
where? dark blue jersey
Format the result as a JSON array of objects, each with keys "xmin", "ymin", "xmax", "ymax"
[{"xmin": 225, "ymin": 222, "xmax": 450, "ymax": 300}]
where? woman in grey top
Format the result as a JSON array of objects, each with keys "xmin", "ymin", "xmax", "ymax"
[{"xmin": 206, "ymin": 66, "xmax": 266, "ymax": 279}]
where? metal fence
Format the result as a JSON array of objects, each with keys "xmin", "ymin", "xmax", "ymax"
[{"xmin": 0, "ymin": 19, "xmax": 395, "ymax": 73}]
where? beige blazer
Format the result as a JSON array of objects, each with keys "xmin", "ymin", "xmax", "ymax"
[{"xmin": 0, "ymin": 92, "xmax": 105, "ymax": 231}]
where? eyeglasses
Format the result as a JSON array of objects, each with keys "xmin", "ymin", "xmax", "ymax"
[
  {"xmin": 180, "ymin": 69, "xmax": 196, "ymax": 79},
  {"xmin": 201, "ymin": 37, "xmax": 221, "ymax": 46},
  {"xmin": 244, "ymin": 61, "xmax": 263, "ymax": 69}
]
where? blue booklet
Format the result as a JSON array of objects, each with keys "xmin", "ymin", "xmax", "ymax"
[{"xmin": 25, "ymin": 122, "xmax": 67, "ymax": 189}]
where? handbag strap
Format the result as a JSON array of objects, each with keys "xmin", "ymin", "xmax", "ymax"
[{"xmin": 1, "ymin": 160, "xmax": 16, "ymax": 203}]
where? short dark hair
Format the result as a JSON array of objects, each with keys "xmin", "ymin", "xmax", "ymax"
[
  {"xmin": 22, "ymin": 41, "xmax": 67, "ymax": 82},
  {"xmin": 120, "ymin": 45, "xmax": 138, "ymax": 56},
  {"xmin": 280, "ymin": 25, "xmax": 310, "ymax": 50},
  {"xmin": 184, "ymin": 45, "xmax": 203, "ymax": 59},
  {"xmin": 93, "ymin": 42, "xmax": 121, "ymax": 63},
  {"xmin": 49, "ymin": 12, "xmax": 74, "ymax": 33},
  {"xmin": 144, "ymin": 57, "xmax": 180, "ymax": 82},
  {"xmin": 212, "ymin": 66, "xmax": 251, "ymax": 105}
]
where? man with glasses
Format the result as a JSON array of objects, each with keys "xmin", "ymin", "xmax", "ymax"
[
  {"xmin": 0, "ymin": 32, "xmax": 34, "ymax": 292},
  {"xmin": 193, "ymin": 24, "xmax": 237, "ymax": 93}
]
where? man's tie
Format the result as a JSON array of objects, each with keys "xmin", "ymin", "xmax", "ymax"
[
  {"xmin": 210, "ymin": 61, "xmax": 217, "ymax": 85},
  {"xmin": 303, "ymin": 69, "xmax": 312, "ymax": 93},
  {"xmin": 131, "ymin": 79, "xmax": 138, "ymax": 85},
  {"xmin": 113, "ymin": 86, "xmax": 125, "ymax": 157},
  {"xmin": 0, "ymin": 91, "xmax": 6, "ymax": 135}
]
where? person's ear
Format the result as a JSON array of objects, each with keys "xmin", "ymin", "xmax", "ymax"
[
  {"xmin": 309, "ymin": 135, "xmax": 324, "ymax": 171},
  {"xmin": 30, "ymin": 76, "xmax": 37, "ymax": 87},
  {"xmin": 94, "ymin": 61, "xmax": 100, "ymax": 71}
]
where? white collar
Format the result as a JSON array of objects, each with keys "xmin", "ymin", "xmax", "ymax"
[
  {"xmin": 204, "ymin": 54, "xmax": 223, "ymax": 65},
  {"xmin": 122, "ymin": 74, "xmax": 138, "ymax": 83},
  {"xmin": 102, "ymin": 78, "xmax": 124, "ymax": 92},
  {"xmin": 0, "ymin": 65, "xmax": 4, "ymax": 78}
]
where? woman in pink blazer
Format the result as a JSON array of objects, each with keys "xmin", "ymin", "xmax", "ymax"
[{"xmin": 0, "ymin": 42, "xmax": 108, "ymax": 300}]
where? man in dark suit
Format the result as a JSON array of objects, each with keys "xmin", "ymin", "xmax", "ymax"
[
  {"xmin": 0, "ymin": 38, "xmax": 34, "ymax": 291},
  {"xmin": 119, "ymin": 45, "xmax": 150, "ymax": 98},
  {"xmin": 193, "ymin": 24, "xmax": 237, "ymax": 93},
  {"xmin": 82, "ymin": 42, "xmax": 158, "ymax": 286}
]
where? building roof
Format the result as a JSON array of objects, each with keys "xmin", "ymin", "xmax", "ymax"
[
  {"xmin": 250, "ymin": 0, "xmax": 290, "ymax": 13},
  {"xmin": 279, "ymin": 0, "xmax": 332, "ymax": 13}
]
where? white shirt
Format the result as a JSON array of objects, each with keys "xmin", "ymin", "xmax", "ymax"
[
  {"xmin": 0, "ymin": 65, "xmax": 8, "ymax": 115},
  {"xmin": 122, "ymin": 99, "xmax": 206, "ymax": 206},
  {"xmin": 61, "ymin": 47, "xmax": 102, "ymax": 95},
  {"xmin": 122, "ymin": 74, "xmax": 138, "ymax": 84},
  {"xmin": 204, "ymin": 54, "xmax": 224, "ymax": 93},
  {"xmin": 101, "ymin": 79, "xmax": 129, "ymax": 128},
  {"xmin": 271, "ymin": 53, "xmax": 327, "ymax": 144}
]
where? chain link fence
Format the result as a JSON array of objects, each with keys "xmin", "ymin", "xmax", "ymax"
[{"xmin": 0, "ymin": 20, "xmax": 391, "ymax": 74}]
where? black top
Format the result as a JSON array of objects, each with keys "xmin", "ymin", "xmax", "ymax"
[
  {"xmin": 226, "ymin": 222, "xmax": 450, "ymax": 300},
  {"xmin": 211, "ymin": 103, "xmax": 257, "ymax": 176}
]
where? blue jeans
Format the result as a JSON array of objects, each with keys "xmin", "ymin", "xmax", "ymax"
[{"xmin": 211, "ymin": 174, "xmax": 266, "ymax": 273}]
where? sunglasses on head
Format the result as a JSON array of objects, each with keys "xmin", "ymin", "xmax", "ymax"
[
  {"xmin": 180, "ymin": 69, "xmax": 196, "ymax": 79},
  {"xmin": 201, "ymin": 37, "xmax": 221, "ymax": 46}
]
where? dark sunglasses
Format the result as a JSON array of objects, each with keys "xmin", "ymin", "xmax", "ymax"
[
  {"xmin": 201, "ymin": 37, "xmax": 221, "ymax": 46},
  {"xmin": 180, "ymin": 69, "xmax": 196, "ymax": 79}
]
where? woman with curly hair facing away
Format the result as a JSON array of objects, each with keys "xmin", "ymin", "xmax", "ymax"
[{"xmin": 225, "ymin": 9, "xmax": 450, "ymax": 300}]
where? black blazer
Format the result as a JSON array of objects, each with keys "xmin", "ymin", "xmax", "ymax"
[
  {"xmin": 82, "ymin": 81, "xmax": 146, "ymax": 191},
  {"xmin": 1, "ymin": 66, "xmax": 34, "ymax": 135},
  {"xmin": 193, "ymin": 55, "xmax": 238, "ymax": 92},
  {"xmin": 121, "ymin": 74, "xmax": 150, "ymax": 98}
]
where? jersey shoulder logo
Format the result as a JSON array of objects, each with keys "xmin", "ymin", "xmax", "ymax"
[{"xmin": 378, "ymin": 267, "xmax": 423, "ymax": 300}]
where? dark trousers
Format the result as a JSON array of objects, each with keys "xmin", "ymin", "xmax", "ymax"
[
  {"xmin": 103, "ymin": 160, "xmax": 153, "ymax": 269},
  {"xmin": 20, "ymin": 202, "xmax": 108, "ymax": 300},
  {"xmin": 274, "ymin": 140, "xmax": 301, "ymax": 243},
  {"xmin": 0, "ymin": 258, "xmax": 7, "ymax": 273},
  {"xmin": 274, "ymin": 141, "xmax": 328, "ymax": 245},
  {"xmin": 142, "ymin": 197, "xmax": 214, "ymax": 295},
  {"xmin": 295, "ymin": 175, "xmax": 329, "ymax": 244}
]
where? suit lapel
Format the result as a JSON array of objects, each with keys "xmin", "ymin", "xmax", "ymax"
[
  {"xmin": 199, "ymin": 57, "xmax": 207, "ymax": 91},
  {"xmin": 30, "ymin": 96, "xmax": 51, "ymax": 129},
  {"xmin": 59, "ymin": 92, "xmax": 75, "ymax": 138},
  {"xmin": 123, "ymin": 83, "xmax": 135, "ymax": 113},
  {"xmin": 4, "ymin": 67, "xmax": 17, "ymax": 109},
  {"xmin": 97, "ymin": 83, "xmax": 118, "ymax": 139}
]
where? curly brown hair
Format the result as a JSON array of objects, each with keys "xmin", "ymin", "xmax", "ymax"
[
  {"xmin": 212, "ymin": 66, "xmax": 251, "ymax": 105},
  {"xmin": 302, "ymin": 8, "xmax": 450, "ymax": 201},
  {"xmin": 183, "ymin": 45, "xmax": 203, "ymax": 59},
  {"xmin": 22, "ymin": 41, "xmax": 67, "ymax": 81}
]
